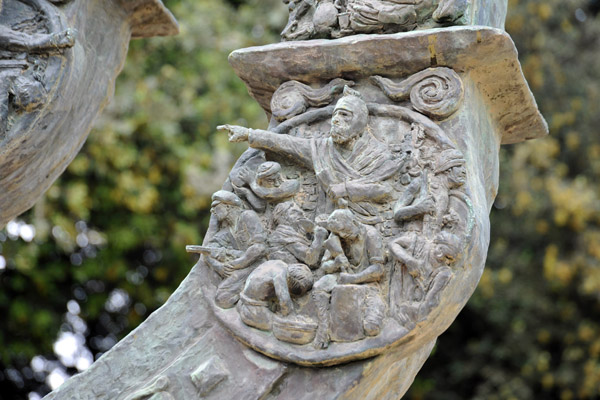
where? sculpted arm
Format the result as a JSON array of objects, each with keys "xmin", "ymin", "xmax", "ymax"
[
  {"xmin": 339, "ymin": 264, "xmax": 384, "ymax": 285},
  {"xmin": 287, "ymin": 226, "xmax": 327, "ymax": 267},
  {"xmin": 273, "ymin": 270, "xmax": 293, "ymax": 316},
  {"xmin": 230, "ymin": 211, "xmax": 267, "ymax": 269},
  {"xmin": 230, "ymin": 243, "xmax": 266, "ymax": 269},
  {"xmin": 394, "ymin": 177, "xmax": 435, "ymax": 221},
  {"xmin": 388, "ymin": 237, "xmax": 424, "ymax": 277},
  {"xmin": 250, "ymin": 179, "xmax": 300, "ymax": 200},
  {"xmin": 0, "ymin": 26, "xmax": 75, "ymax": 51},
  {"xmin": 332, "ymin": 158, "xmax": 399, "ymax": 202},
  {"xmin": 339, "ymin": 226, "xmax": 385, "ymax": 284},
  {"xmin": 344, "ymin": 181, "xmax": 392, "ymax": 202},
  {"xmin": 218, "ymin": 125, "xmax": 313, "ymax": 168}
]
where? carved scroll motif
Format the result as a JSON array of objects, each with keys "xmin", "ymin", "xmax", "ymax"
[
  {"xmin": 195, "ymin": 77, "xmax": 474, "ymax": 366},
  {"xmin": 371, "ymin": 67, "xmax": 464, "ymax": 119},
  {"xmin": 271, "ymin": 78, "xmax": 354, "ymax": 122}
]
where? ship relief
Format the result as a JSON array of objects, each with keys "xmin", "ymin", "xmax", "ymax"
[{"xmin": 191, "ymin": 68, "xmax": 475, "ymax": 366}]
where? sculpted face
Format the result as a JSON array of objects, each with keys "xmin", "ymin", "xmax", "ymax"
[
  {"xmin": 211, "ymin": 202, "xmax": 229, "ymax": 222},
  {"xmin": 433, "ymin": 243, "xmax": 454, "ymax": 265},
  {"xmin": 448, "ymin": 164, "xmax": 467, "ymax": 187},
  {"xmin": 288, "ymin": 205, "xmax": 304, "ymax": 221},
  {"xmin": 330, "ymin": 108, "xmax": 355, "ymax": 145},
  {"xmin": 258, "ymin": 174, "xmax": 283, "ymax": 188},
  {"xmin": 326, "ymin": 210, "xmax": 356, "ymax": 239},
  {"xmin": 330, "ymin": 97, "xmax": 368, "ymax": 146}
]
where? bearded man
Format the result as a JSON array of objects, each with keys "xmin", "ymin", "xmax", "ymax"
[{"xmin": 218, "ymin": 86, "xmax": 399, "ymax": 220}]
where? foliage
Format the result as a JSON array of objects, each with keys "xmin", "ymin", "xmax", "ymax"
[{"xmin": 1, "ymin": 0, "xmax": 599, "ymax": 399}]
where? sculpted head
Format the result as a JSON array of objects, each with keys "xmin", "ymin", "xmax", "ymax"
[
  {"xmin": 435, "ymin": 148, "xmax": 467, "ymax": 187},
  {"xmin": 287, "ymin": 263, "xmax": 314, "ymax": 296},
  {"xmin": 330, "ymin": 86, "xmax": 368, "ymax": 146},
  {"xmin": 433, "ymin": 231, "xmax": 462, "ymax": 265},
  {"xmin": 272, "ymin": 201, "xmax": 304, "ymax": 226},
  {"xmin": 256, "ymin": 161, "xmax": 283, "ymax": 188},
  {"xmin": 211, "ymin": 190, "xmax": 243, "ymax": 223},
  {"xmin": 326, "ymin": 208, "xmax": 358, "ymax": 239}
]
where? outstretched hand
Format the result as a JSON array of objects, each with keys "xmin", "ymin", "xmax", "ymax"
[
  {"xmin": 217, "ymin": 124, "xmax": 250, "ymax": 143},
  {"xmin": 50, "ymin": 29, "xmax": 76, "ymax": 49}
]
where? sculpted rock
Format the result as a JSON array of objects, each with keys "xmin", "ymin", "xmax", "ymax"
[{"xmin": 0, "ymin": 0, "xmax": 178, "ymax": 228}]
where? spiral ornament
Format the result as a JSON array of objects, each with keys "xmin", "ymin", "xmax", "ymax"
[
  {"xmin": 371, "ymin": 67, "xmax": 464, "ymax": 120},
  {"xmin": 410, "ymin": 68, "xmax": 464, "ymax": 119}
]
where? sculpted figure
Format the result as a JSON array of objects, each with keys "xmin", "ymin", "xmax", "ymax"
[
  {"xmin": 270, "ymin": 78, "xmax": 353, "ymax": 122},
  {"xmin": 219, "ymin": 86, "xmax": 399, "ymax": 220},
  {"xmin": 202, "ymin": 190, "xmax": 267, "ymax": 309},
  {"xmin": 346, "ymin": 0, "xmax": 420, "ymax": 33},
  {"xmin": 347, "ymin": 0, "xmax": 469, "ymax": 32},
  {"xmin": 0, "ymin": 0, "xmax": 74, "ymax": 51},
  {"xmin": 252, "ymin": 162, "xmax": 299, "ymax": 200},
  {"xmin": 424, "ymin": 148, "xmax": 466, "ymax": 235},
  {"xmin": 281, "ymin": 0, "xmax": 316, "ymax": 40},
  {"xmin": 388, "ymin": 228, "xmax": 462, "ymax": 323},
  {"xmin": 393, "ymin": 123, "xmax": 435, "ymax": 230},
  {"xmin": 233, "ymin": 161, "xmax": 300, "ymax": 212},
  {"xmin": 0, "ymin": 0, "xmax": 75, "ymax": 135},
  {"xmin": 312, "ymin": 208, "xmax": 386, "ymax": 348},
  {"xmin": 268, "ymin": 201, "xmax": 328, "ymax": 268},
  {"xmin": 281, "ymin": 0, "xmax": 470, "ymax": 40},
  {"xmin": 432, "ymin": 0, "xmax": 469, "ymax": 22},
  {"xmin": 239, "ymin": 260, "xmax": 314, "ymax": 330}
]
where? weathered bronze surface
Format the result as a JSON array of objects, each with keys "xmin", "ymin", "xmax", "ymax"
[
  {"xmin": 280, "ymin": 0, "xmax": 506, "ymax": 40},
  {"xmin": 0, "ymin": 0, "xmax": 177, "ymax": 228}
]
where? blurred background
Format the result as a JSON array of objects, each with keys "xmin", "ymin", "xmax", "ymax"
[{"xmin": 1, "ymin": 0, "xmax": 599, "ymax": 398}]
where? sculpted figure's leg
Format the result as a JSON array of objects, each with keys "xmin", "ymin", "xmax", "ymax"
[
  {"xmin": 215, "ymin": 268, "xmax": 253, "ymax": 309},
  {"xmin": 419, "ymin": 267, "xmax": 452, "ymax": 318},
  {"xmin": 363, "ymin": 287, "xmax": 385, "ymax": 336},
  {"xmin": 239, "ymin": 302, "xmax": 272, "ymax": 330},
  {"xmin": 312, "ymin": 290, "xmax": 331, "ymax": 349},
  {"xmin": 312, "ymin": 274, "xmax": 337, "ymax": 349}
]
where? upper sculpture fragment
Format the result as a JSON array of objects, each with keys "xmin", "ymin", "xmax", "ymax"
[{"xmin": 281, "ymin": 0, "xmax": 472, "ymax": 40}]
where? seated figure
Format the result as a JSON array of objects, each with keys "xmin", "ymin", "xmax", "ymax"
[
  {"xmin": 239, "ymin": 260, "xmax": 314, "ymax": 331},
  {"xmin": 203, "ymin": 190, "xmax": 267, "ymax": 309},
  {"xmin": 232, "ymin": 161, "xmax": 299, "ymax": 212},
  {"xmin": 268, "ymin": 201, "xmax": 327, "ymax": 268},
  {"xmin": 312, "ymin": 208, "xmax": 386, "ymax": 348},
  {"xmin": 388, "ymin": 227, "xmax": 462, "ymax": 323}
]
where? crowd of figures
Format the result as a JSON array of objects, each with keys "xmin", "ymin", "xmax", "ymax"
[
  {"xmin": 280, "ymin": 0, "xmax": 470, "ymax": 40},
  {"xmin": 195, "ymin": 77, "xmax": 472, "ymax": 350}
]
